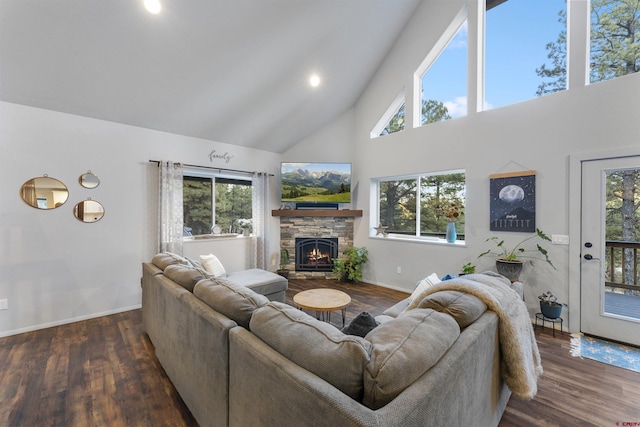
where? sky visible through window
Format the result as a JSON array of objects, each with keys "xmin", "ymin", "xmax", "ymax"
[{"xmin": 424, "ymin": 0, "xmax": 566, "ymax": 118}]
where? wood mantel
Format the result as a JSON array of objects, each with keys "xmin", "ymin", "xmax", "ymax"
[{"xmin": 272, "ymin": 209, "xmax": 362, "ymax": 217}]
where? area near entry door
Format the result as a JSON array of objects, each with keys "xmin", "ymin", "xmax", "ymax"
[{"xmin": 581, "ymin": 156, "xmax": 640, "ymax": 346}]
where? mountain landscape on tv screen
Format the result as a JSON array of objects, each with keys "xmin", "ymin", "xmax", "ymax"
[{"xmin": 281, "ymin": 165, "xmax": 350, "ymax": 203}]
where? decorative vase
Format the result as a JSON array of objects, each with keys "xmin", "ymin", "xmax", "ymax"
[
  {"xmin": 495, "ymin": 259, "xmax": 523, "ymax": 281},
  {"xmin": 242, "ymin": 228, "xmax": 250, "ymax": 236},
  {"xmin": 540, "ymin": 302, "xmax": 562, "ymax": 319},
  {"xmin": 445, "ymin": 222, "xmax": 457, "ymax": 243}
]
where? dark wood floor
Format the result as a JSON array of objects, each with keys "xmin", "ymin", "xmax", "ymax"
[{"xmin": 1, "ymin": 278, "xmax": 639, "ymax": 426}]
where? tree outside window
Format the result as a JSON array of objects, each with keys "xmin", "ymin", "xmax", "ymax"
[{"xmin": 183, "ymin": 175, "xmax": 252, "ymax": 236}]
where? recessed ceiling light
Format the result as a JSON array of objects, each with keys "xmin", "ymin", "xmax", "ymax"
[
  {"xmin": 309, "ymin": 74, "xmax": 321, "ymax": 88},
  {"xmin": 144, "ymin": 0, "xmax": 162, "ymax": 14}
]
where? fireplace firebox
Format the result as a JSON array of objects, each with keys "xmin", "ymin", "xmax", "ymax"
[{"xmin": 295, "ymin": 238, "xmax": 339, "ymax": 272}]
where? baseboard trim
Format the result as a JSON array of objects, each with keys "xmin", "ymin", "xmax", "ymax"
[
  {"xmin": 0, "ymin": 304, "xmax": 142, "ymax": 338},
  {"xmin": 362, "ymin": 279, "xmax": 411, "ymax": 294}
]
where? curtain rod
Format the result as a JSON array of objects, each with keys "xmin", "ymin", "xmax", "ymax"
[{"xmin": 148, "ymin": 160, "xmax": 273, "ymax": 176}]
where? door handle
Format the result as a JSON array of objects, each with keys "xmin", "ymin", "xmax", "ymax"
[{"xmin": 583, "ymin": 254, "xmax": 600, "ymax": 260}]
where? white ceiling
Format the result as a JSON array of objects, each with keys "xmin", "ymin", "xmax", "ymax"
[{"xmin": 0, "ymin": 0, "xmax": 420, "ymax": 153}]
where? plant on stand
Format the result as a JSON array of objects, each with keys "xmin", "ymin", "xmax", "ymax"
[
  {"xmin": 477, "ymin": 228, "xmax": 556, "ymax": 281},
  {"xmin": 538, "ymin": 291, "xmax": 566, "ymax": 319},
  {"xmin": 332, "ymin": 246, "xmax": 368, "ymax": 282}
]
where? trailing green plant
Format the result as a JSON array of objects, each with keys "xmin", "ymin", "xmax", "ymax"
[
  {"xmin": 478, "ymin": 228, "xmax": 556, "ymax": 269},
  {"xmin": 332, "ymin": 246, "xmax": 368, "ymax": 282},
  {"xmin": 461, "ymin": 262, "xmax": 476, "ymax": 275}
]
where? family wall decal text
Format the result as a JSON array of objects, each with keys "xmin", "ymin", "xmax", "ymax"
[{"xmin": 208, "ymin": 149, "xmax": 234, "ymax": 164}]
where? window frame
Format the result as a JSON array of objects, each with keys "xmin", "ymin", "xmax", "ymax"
[
  {"xmin": 183, "ymin": 168, "xmax": 252, "ymax": 237},
  {"xmin": 370, "ymin": 169, "xmax": 466, "ymax": 246}
]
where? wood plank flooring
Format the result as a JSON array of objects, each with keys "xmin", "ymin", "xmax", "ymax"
[{"xmin": 1, "ymin": 278, "xmax": 639, "ymax": 426}]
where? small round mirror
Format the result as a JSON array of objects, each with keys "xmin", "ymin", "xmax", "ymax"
[
  {"xmin": 20, "ymin": 176, "xmax": 69, "ymax": 209},
  {"xmin": 73, "ymin": 199, "xmax": 105, "ymax": 223},
  {"xmin": 79, "ymin": 171, "xmax": 100, "ymax": 189}
]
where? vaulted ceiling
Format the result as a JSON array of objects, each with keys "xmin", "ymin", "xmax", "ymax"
[{"xmin": 0, "ymin": 0, "xmax": 421, "ymax": 153}]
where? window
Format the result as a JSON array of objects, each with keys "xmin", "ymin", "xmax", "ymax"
[
  {"xmin": 417, "ymin": 17, "xmax": 468, "ymax": 126},
  {"xmin": 589, "ymin": 0, "xmax": 640, "ymax": 84},
  {"xmin": 183, "ymin": 173, "xmax": 252, "ymax": 236},
  {"xmin": 372, "ymin": 170, "xmax": 466, "ymax": 242},
  {"xmin": 485, "ymin": 0, "xmax": 567, "ymax": 109},
  {"xmin": 371, "ymin": 91, "xmax": 405, "ymax": 138}
]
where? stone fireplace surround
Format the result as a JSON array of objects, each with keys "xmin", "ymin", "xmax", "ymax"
[{"xmin": 274, "ymin": 210, "xmax": 360, "ymax": 279}]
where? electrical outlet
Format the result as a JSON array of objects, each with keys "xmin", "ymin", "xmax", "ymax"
[
  {"xmin": 0, "ymin": 299, "xmax": 7, "ymax": 310},
  {"xmin": 396, "ymin": 266, "xmax": 402, "ymax": 274}
]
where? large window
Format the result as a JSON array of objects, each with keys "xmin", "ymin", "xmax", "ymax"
[
  {"xmin": 417, "ymin": 18, "xmax": 468, "ymax": 125},
  {"xmin": 183, "ymin": 174, "xmax": 252, "ymax": 236},
  {"xmin": 589, "ymin": 0, "xmax": 640, "ymax": 84},
  {"xmin": 486, "ymin": 0, "xmax": 567, "ymax": 109},
  {"xmin": 373, "ymin": 170, "xmax": 465, "ymax": 242}
]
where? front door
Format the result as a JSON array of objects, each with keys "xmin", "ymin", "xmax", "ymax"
[{"xmin": 581, "ymin": 156, "xmax": 640, "ymax": 346}]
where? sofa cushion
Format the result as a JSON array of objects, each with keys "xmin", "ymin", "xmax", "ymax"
[
  {"xmin": 408, "ymin": 272, "xmax": 441, "ymax": 302},
  {"xmin": 200, "ymin": 254, "xmax": 227, "ymax": 278},
  {"xmin": 250, "ymin": 302, "xmax": 372, "ymax": 401},
  {"xmin": 152, "ymin": 252, "xmax": 191, "ymax": 270},
  {"xmin": 163, "ymin": 264, "xmax": 206, "ymax": 292},
  {"xmin": 225, "ymin": 269, "xmax": 288, "ymax": 296},
  {"xmin": 194, "ymin": 279, "xmax": 269, "ymax": 329},
  {"xmin": 362, "ymin": 308, "xmax": 460, "ymax": 410},
  {"xmin": 415, "ymin": 291, "xmax": 487, "ymax": 329}
]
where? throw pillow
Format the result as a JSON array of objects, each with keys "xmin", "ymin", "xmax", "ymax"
[
  {"xmin": 341, "ymin": 312, "xmax": 379, "ymax": 337},
  {"xmin": 408, "ymin": 272, "xmax": 441, "ymax": 302},
  {"xmin": 199, "ymin": 254, "xmax": 227, "ymax": 278}
]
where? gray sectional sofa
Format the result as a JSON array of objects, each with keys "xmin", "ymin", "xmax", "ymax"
[{"xmin": 142, "ymin": 253, "xmax": 537, "ymax": 427}]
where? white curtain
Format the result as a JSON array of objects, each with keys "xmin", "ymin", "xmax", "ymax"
[
  {"xmin": 252, "ymin": 172, "xmax": 271, "ymax": 269},
  {"xmin": 159, "ymin": 161, "xmax": 184, "ymax": 255}
]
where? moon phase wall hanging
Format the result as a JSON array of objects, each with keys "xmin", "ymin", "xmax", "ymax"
[{"xmin": 489, "ymin": 170, "xmax": 536, "ymax": 232}]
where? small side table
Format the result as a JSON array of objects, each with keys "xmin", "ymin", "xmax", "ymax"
[
  {"xmin": 293, "ymin": 288, "xmax": 351, "ymax": 327},
  {"xmin": 534, "ymin": 313, "xmax": 563, "ymax": 337}
]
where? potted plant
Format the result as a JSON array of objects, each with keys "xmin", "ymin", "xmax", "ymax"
[
  {"xmin": 460, "ymin": 262, "xmax": 476, "ymax": 276},
  {"xmin": 332, "ymin": 246, "xmax": 368, "ymax": 282},
  {"xmin": 276, "ymin": 248, "xmax": 290, "ymax": 278},
  {"xmin": 478, "ymin": 228, "xmax": 555, "ymax": 281},
  {"xmin": 236, "ymin": 218, "xmax": 252, "ymax": 236},
  {"xmin": 538, "ymin": 291, "xmax": 566, "ymax": 319}
]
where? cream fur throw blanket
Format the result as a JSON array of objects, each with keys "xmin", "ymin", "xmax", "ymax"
[{"xmin": 404, "ymin": 272, "xmax": 543, "ymax": 399}]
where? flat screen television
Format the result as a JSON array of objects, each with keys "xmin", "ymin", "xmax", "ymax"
[{"xmin": 281, "ymin": 162, "xmax": 351, "ymax": 203}]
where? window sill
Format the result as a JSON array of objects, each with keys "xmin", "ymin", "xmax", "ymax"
[
  {"xmin": 184, "ymin": 234, "xmax": 252, "ymax": 243},
  {"xmin": 369, "ymin": 234, "xmax": 466, "ymax": 247}
]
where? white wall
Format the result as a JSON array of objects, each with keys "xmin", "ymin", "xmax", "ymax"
[
  {"xmin": 288, "ymin": 0, "xmax": 640, "ymax": 330},
  {"xmin": 0, "ymin": 101, "xmax": 281, "ymax": 337}
]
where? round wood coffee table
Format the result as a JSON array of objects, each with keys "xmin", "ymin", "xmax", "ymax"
[{"xmin": 293, "ymin": 288, "xmax": 351, "ymax": 327}]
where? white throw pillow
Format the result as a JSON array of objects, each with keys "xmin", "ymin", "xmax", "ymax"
[
  {"xmin": 408, "ymin": 273, "xmax": 441, "ymax": 302},
  {"xmin": 199, "ymin": 254, "xmax": 227, "ymax": 278}
]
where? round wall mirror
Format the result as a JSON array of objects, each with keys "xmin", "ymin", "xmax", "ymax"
[
  {"xmin": 20, "ymin": 176, "xmax": 69, "ymax": 209},
  {"xmin": 79, "ymin": 171, "xmax": 100, "ymax": 189},
  {"xmin": 73, "ymin": 199, "xmax": 105, "ymax": 223}
]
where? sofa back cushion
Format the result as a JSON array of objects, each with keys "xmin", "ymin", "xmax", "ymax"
[
  {"xmin": 363, "ymin": 308, "xmax": 460, "ymax": 409},
  {"xmin": 163, "ymin": 264, "xmax": 205, "ymax": 292},
  {"xmin": 151, "ymin": 252, "xmax": 191, "ymax": 270},
  {"xmin": 194, "ymin": 278, "xmax": 269, "ymax": 329},
  {"xmin": 415, "ymin": 291, "xmax": 487, "ymax": 329},
  {"xmin": 250, "ymin": 302, "xmax": 372, "ymax": 401}
]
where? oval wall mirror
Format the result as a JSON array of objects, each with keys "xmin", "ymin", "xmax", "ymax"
[
  {"xmin": 20, "ymin": 176, "xmax": 69, "ymax": 209},
  {"xmin": 73, "ymin": 199, "xmax": 105, "ymax": 223},
  {"xmin": 79, "ymin": 171, "xmax": 100, "ymax": 189}
]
